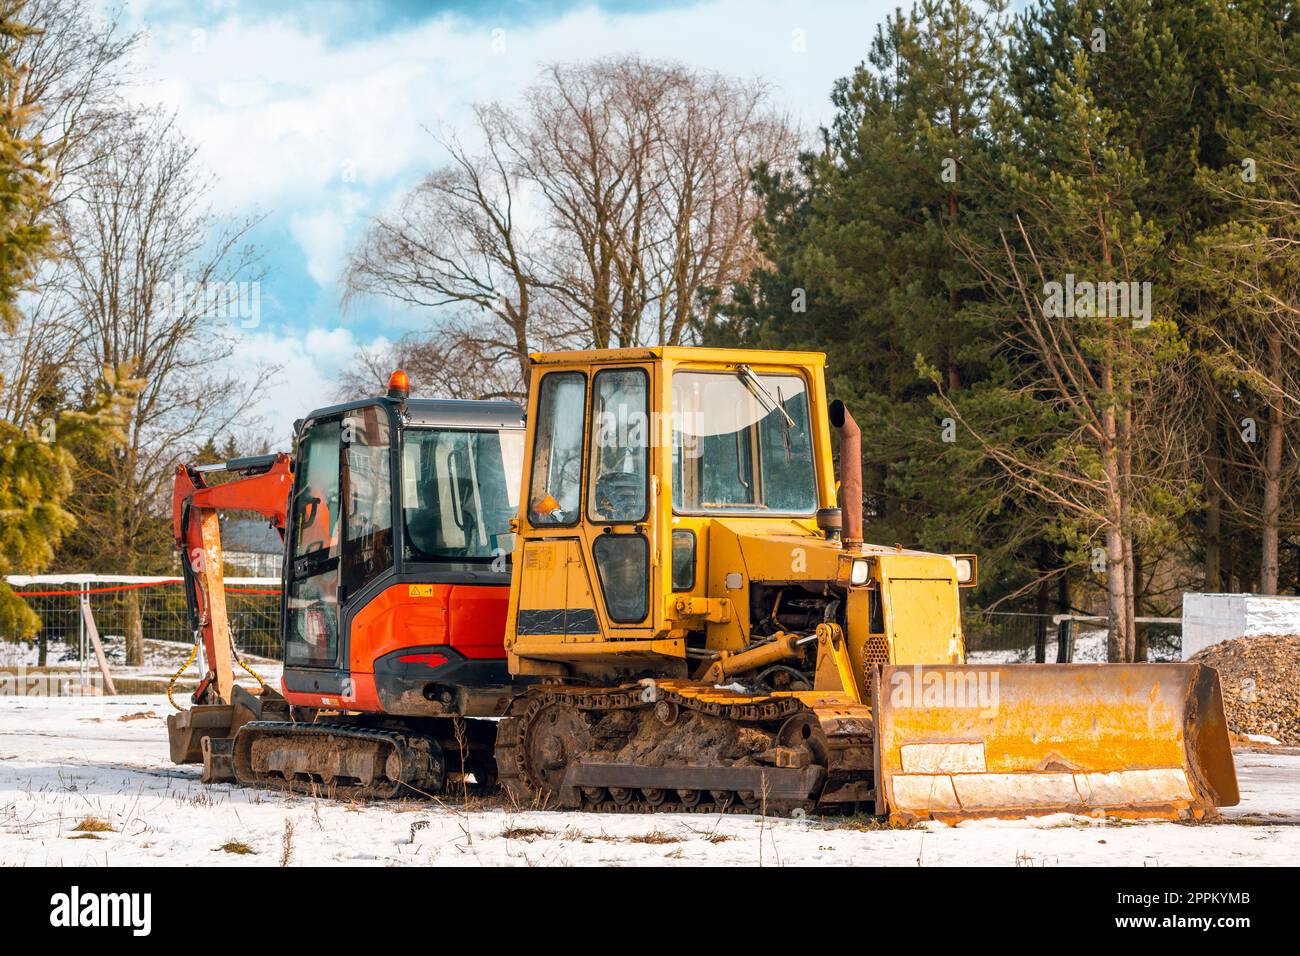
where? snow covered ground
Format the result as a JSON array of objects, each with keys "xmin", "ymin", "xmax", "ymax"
[
  {"xmin": 0, "ymin": 637, "xmax": 283, "ymax": 687},
  {"xmin": 0, "ymin": 691, "xmax": 1297, "ymax": 867}
]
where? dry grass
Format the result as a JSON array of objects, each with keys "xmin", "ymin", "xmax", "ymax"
[
  {"xmin": 69, "ymin": 833, "xmax": 102, "ymax": 840},
  {"xmin": 626, "ymin": 829, "xmax": 684, "ymax": 845},
  {"xmin": 500, "ymin": 825, "xmax": 554, "ymax": 841},
  {"xmin": 71, "ymin": 816, "xmax": 113, "ymax": 833},
  {"xmin": 215, "ymin": 840, "xmax": 256, "ymax": 855},
  {"xmin": 822, "ymin": 814, "xmax": 912, "ymax": 833},
  {"xmin": 279, "ymin": 818, "xmax": 295, "ymax": 867}
]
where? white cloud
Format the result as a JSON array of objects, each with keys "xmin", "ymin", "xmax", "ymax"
[
  {"xmin": 230, "ymin": 325, "xmax": 393, "ymax": 443},
  {"xmin": 124, "ymin": 0, "xmax": 891, "ymax": 291},
  {"xmin": 289, "ymin": 191, "xmax": 367, "ymax": 288}
]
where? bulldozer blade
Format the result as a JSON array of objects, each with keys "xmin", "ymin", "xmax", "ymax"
[{"xmin": 872, "ymin": 663, "xmax": 1239, "ymax": 824}]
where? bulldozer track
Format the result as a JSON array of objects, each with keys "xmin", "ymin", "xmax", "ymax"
[
  {"xmin": 494, "ymin": 684, "xmax": 830, "ymax": 816},
  {"xmin": 232, "ymin": 721, "xmax": 445, "ymax": 800}
]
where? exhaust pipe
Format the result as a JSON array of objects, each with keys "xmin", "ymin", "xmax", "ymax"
[{"xmin": 828, "ymin": 399, "xmax": 863, "ymax": 548}]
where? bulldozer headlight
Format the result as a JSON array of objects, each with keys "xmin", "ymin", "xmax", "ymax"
[
  {"xmin": 953, "ymin": 554, "xmax": 977, "ymax": 587},
  {"xmin": 836, "ymin": 554, "xmax": 874, "ymax": 588},
  {"xmin": 850, "ymin": 558, "xmax": 871, "ymax": 587}
]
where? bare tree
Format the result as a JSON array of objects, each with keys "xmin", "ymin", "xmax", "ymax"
[
  {"xmin": 935, "ymin": 55, "xmax": 1196, "ymax": 662},
  {"xmin": 0, "ymin": 0, "xmax": 139, "ymax": 426},
  {"xmin": 6, "ymin": 0, "xmax": 138, "ymax": 199},
  {"xmin": 55, "ymin": 110, "xmax": 268, "ymax": 664},
  {"xmin": 345, "ymin": 113, "xmax": 543, "ymax": 398},
  {"xmin": 345, "ymin": 56, "xmax": 796, "ymax": 398},
  {"xmin": 334, "ymin": 328, "xmax": 530, "ymax": 403}
]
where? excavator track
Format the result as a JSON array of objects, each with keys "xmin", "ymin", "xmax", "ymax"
[
  {"xmin": 494, "ymin": 682, "xmax": 874, "ymax": 816},
  {"xmin": 231, "ymin": 721, "xmax": 446, "ymax": 800}
]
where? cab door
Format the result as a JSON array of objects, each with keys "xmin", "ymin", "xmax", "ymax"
[
  {"xmin": 284, "ymin": 417, "xmax": 344, "ymax": 671},
  {"xmin": 581, "ymin": 364, "xmax": 657, "ymax": 635}
]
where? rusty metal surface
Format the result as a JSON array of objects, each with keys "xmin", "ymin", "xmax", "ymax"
[
  {"xmin": 230, "ymin": 722, "xmax": 446, "ymax": 799},
  {"xmin": 563, "ymin": 762, "xmax": 824, "ymax": 799},
  {"xmin": 495, "ymin": 684, "xmax": 830, "ymax": 815},
  {"xmin": 873, "ymin": 663, "xmax": 1239, "ymax": 823},
  {"xmin": 166, "ymin": 704, "xmax": 235, "ymax": 764}
]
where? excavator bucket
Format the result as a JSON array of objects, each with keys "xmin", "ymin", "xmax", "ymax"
[
  {"xmin": 167, "ymin": 684, "xmax": 286, "ymax": 782},
  {"xmin": 872, "ymin": 663, "xmax": 1239, "ymax": 824}
]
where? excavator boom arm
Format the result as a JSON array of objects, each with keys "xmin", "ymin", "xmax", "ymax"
[{"xmin": 172, "ymin": 453, "xmax": 294, "ymax": 706}]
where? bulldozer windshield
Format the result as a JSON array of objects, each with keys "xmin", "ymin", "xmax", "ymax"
[
  {"xmin": 671, "ymin": 370, "xmax": 817, "ymax": 515},
  {"xmin": 401, "ymin": 427, "xmax": 524, "ymax": 561}
]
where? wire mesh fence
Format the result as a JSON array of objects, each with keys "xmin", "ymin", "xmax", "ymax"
[
  {"xmin": 1, "ymin": 576, "xmax": 283, "ymax": 667},
  {"xmin": 964, "ymin": 611, "xmax": 1063, "ymax": 663},
  {"xmin": 965, "ymin": 610, "xmax": 1182, "ymax": 663},
  {"xmin": 4, "ymin": 576, "xmax": 1182, "ymax": 670}
]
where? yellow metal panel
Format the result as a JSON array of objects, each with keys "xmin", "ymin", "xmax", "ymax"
[
  {"xmin": 513, "ymin": 638, "xmax": 685, "ymax": 664},
  {"xmin": 704, "ymin": 522, "xmax": 750, "ymax": 651},
  {"xmin": 515, "ymin": 539, "xmax": 567, "ymax": 612},
  {"xmin": 841, "ymin": 588, "xmax": 880, "ymax": 696},
  {"xmin": 562, "ymin": 538, "xmax": 600, "ymax": 642},
  {"xmin": 873, "ymin": 663, "xmax": 1239, "ymax": 823},
  {"xmin": 878, "ymin": 554, "xmax": 963, "ymax": 664}
]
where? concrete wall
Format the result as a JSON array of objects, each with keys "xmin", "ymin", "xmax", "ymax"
[{"xmin": 1181, "ymin": 592, "xmax": 1300, "ymax": 659}]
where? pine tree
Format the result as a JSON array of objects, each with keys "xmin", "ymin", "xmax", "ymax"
[
  {"xmin": 0, "ymin": 5, "xmax": 134, "ymax": 639},
  {"xmin": 1177, "ymin": 0, "xmax": 1300, "ymax": 595},
  {"xmin": 0, "ymin": 3, "xmax": 60, "ymax": 637},
  {"xmin": 707, "ymin": 1, "xmax": 1051, "ymax": 607}
]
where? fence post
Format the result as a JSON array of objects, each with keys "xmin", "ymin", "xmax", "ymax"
[
  {"xmin": 78, "ymin": 584, "xmax": 88, "ymax": 686},
  {"xmin": 79, "ymin": 590, "xmax": 117, "ymax": 696},
  {"xmin": 1055, "ymin": 618, "xmax": 1073, "ymax": 663}
]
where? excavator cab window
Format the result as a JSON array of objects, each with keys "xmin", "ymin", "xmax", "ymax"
[
  {"xmin": 286, "ymin": 418, "xmax": 343, "ymax": 667},
  {"xmin": 402, "ymin": 426, "xmax": 523, "ymax": 561},
  {"xmin": 671, "ymin": 370, "xmax": 817, "ymax": 515},
  {"xmin": 589, "ymin": 368, "xmax": 649, "ymax": 522},
  {"xmin": 342, "ymin": 405, "xmax": 394, "ymax": 595},
  {"xmin": 586, "ymin": 366, "xmax": 651, "ymax": 623}
]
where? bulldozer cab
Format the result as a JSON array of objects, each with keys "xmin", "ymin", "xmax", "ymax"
[{"xmin": 507, "ymin": 347, "xmax": 839, "ymax": 678}]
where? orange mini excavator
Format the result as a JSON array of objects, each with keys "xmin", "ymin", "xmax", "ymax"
[{"xmin": 166, "ymin": 372, "xmax": 527, "ymax": 797}]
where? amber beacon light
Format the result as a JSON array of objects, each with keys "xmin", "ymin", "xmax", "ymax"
[{"xmin": 387, "ymin": 368, "xmax": 410, "ymax": 401}]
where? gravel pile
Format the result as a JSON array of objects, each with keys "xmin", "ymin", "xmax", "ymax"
[{"xmin": 1190, "ymin": 633, "xmax": 1300, "ymax": 746}]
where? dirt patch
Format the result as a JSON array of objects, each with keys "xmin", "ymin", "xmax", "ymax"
[
  {"xmin": 1192, "ymin": 634, "xmax": 1300, "ymax": 745},
  {"xmin": 118, "ymin": 711, "xmax": 157, "ymax": 722}
]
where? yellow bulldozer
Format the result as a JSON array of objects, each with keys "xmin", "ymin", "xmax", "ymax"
[{"xmin": 493, "ymin": 346, "xmax": 1239, "ymax": 822}]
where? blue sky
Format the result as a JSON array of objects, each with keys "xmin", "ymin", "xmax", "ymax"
[{"xmin": 116, "ymin": 0, "xmax": 898, "ymax": 438}]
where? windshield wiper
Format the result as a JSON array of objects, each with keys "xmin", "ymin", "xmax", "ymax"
[{"xmin": 737, "ymin": 364, "xmax": 795, "ymax": 429}]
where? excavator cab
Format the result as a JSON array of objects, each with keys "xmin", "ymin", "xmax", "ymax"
[
  {"xmin": 499, "ymin": 347, "xmax": 1238, "ymax": 821},
  {"xmin": 279, "ymin": 394, "xmax": 524, "ymax": 714},
  {"xmin": 168, "ymin": 376, "xmax": 527, "ymax": 795}
]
